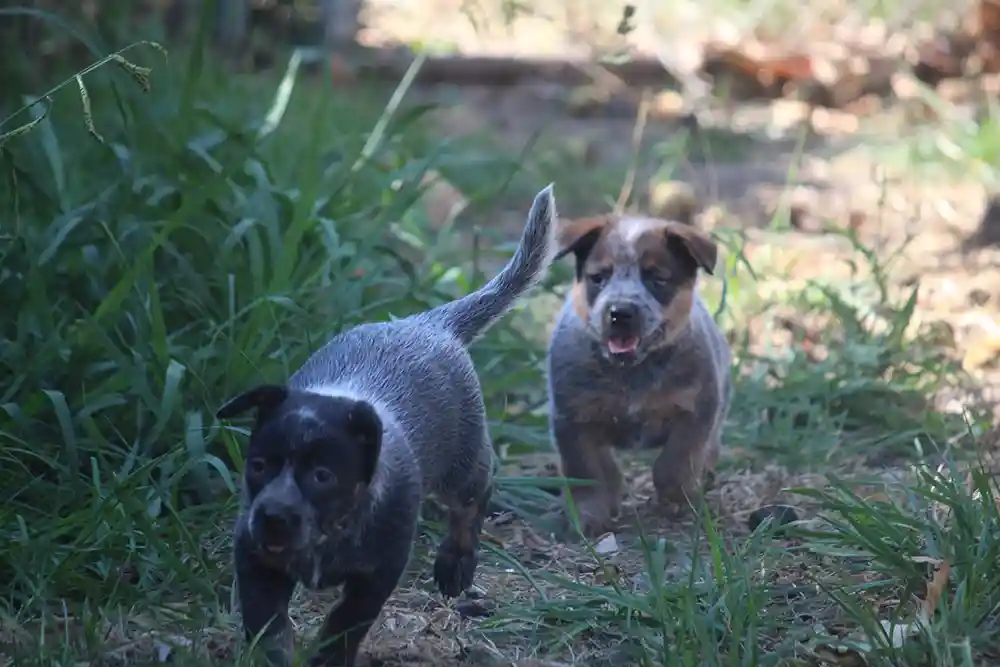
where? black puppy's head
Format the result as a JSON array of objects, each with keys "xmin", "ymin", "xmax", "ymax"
[{"xmin": 216, "ymin": 384, "xmax": 382, "ymax": 563}]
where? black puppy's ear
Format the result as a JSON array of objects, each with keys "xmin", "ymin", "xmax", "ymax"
[
  {"xmin": 216, "ymin": 384, "xmax": 289, "ymax": 421},
  {"xmin": 553, "ymin": 216, "xmax": 609, "ymax": 267},
  {"xmin": 345, "ymin": 400, "xmax": 382, "ymax": 484}
]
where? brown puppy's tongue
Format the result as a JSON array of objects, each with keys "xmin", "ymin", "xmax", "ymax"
[{"xmin": 607, "ymin": 336, "xmax": 639, "ymax": 354}]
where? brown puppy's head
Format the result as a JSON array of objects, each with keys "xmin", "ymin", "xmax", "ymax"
[
  {"xmin": 555, "ymin": 214, "xmax": 718, "ymax": 364},
  {"xmin": 216, "ymin": 385, "xmax": 381, "ymax": 565}
]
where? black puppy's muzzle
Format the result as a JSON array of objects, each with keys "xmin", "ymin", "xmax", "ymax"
[
  {"xmin": 602, "ymin": 303, "xmax": 641, "ymax": 355},
  {"xmin": 254, "ymin": 501, "xmax": 303, "ymax": 555}
]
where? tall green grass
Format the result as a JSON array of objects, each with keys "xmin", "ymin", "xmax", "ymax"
[{"xmin": 0, "ymin": 6, "xmax": 552, "ymax": 660}]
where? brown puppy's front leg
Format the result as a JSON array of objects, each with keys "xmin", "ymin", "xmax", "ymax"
[
  {"xmin": 650, "ymin": 414, "xmax": 716, "ymax": 509},
  {"xmin": 309, "ymin": 561, "xmax": 405, "ymax": 667},
  {"xmin": 553, "ymin": 415, "xmax": 622, "ymax": 537}
]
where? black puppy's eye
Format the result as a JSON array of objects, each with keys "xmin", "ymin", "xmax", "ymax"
[
  {"xmin": 247, "ymin": 457, "xmax": 267, "ymax": 476},
  {"xmin": 312, "ymin": 467, "xmax": 334, "ymax": 486}
]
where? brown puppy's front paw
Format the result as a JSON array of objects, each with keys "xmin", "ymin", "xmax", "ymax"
[
  {"xmin": 652, "ymin": 446, "xmax": 710, "ymax": 509},
  {"xmin": 564, "ymin": 492, "xmax": 616, "ymax": 538},
  {"xmin": 433, "ymin": 535, "xmax": 478, "ymax": 598},
  {"xmin": 653, "ymin": 476, "xmax": 703, "ymax": 506},
  {"xmin": 654, "ymin": 496, "xmax": 691, "ymax": 520}
]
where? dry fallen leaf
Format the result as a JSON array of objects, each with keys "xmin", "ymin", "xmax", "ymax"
[
  {"xmin": 922, "ymin": 559, "xmax": 950, "ymax": 618},
  {"xmin": 962, "ymin": 330, "xmax": 1000, "ymax": 371},
  {"xmin": 879, "ymin": 619, "xmax": 914, "ymax": 648},
  {"xmin": 594, "ymin": 532, "xmax": 619, "ymax": 555},
  {"xmin": 909, "ymin": 555, "xmax": 944, "ymax": 565},
  {"xmin": 812, "ymin": 644, "xmax": 869, "ymax": 666}
]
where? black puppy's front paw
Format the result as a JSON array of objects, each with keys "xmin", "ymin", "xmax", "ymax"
[
  {"xmin": 307, "ymin": 652, "xmax": 348, "ymax": 667},
  {"xmin": 433, "ymin": 535, "xmax": 478, "ymax": 598}
]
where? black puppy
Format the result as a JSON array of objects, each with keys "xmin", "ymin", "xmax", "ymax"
[{"xmin": 216, "ymin": 184, "xmax": 558, "ymax": 667}]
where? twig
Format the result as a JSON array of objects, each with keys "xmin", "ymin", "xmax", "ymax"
[
  {"xmin": 352, "ymin": 51, "xmax": 427, "ymax": 172},
  {"xmin": 615, "ymin": 89, "xmax": 652, "ymax": 214}
]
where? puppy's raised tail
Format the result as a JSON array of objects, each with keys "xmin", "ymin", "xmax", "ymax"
[{"xmin": 423, "ymin": 184, "xmax": 558, "ymax": 346}]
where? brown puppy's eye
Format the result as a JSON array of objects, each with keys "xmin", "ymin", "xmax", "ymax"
[
  {"xmin": 642, "ymin": 270, "xmax": 670, "ymax": 288},
  {"xmin": 247, "ymin": 457, "xmax": 267, "ymax": 476},
  {"xmin": 587, "ymin": 270, "xmax": 610, "ymax": 287},
  {"xmin": 312, "ymin": 467, "xmax": 334, "ymax": 486}
]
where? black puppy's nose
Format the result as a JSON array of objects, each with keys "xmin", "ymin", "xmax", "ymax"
[
  {"xmin": 606, "ymin": 303, "xmax": 638, "ymax": 330},
  {"xmin": 259, "ymin": 504, "xmax": 302, "ymax": 537}
]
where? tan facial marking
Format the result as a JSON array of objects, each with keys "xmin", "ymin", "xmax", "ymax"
[
  {"xmin": 571, "ymin": 282, "xmax": 589, "ymax": 321},
  {"xmin": 660, "ymin": 284, "xmax": 695, "ymax": 344}
]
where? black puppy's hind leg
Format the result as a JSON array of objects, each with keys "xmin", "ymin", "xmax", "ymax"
[
  {"xmin": 234, "ymin": 540, "xmax": 297, "ymax": 667},
  {"xmin": 433, "ymin": 449, "xmax": 493, "ymax": 598}
]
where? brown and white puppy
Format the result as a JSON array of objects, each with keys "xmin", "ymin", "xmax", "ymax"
[{"xmin": 546, "ymin": 212, "xmax": 732, "ymax": 537}]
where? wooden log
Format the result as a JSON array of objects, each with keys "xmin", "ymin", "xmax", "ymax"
[{"xmin": 347, "ymin": 52, "xmax": 682, "ymax": 89}]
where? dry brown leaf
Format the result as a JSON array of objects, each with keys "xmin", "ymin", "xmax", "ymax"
[
  {"xmin": 962, "ymin": 331, "xmax": 1000, "ymax": 371},
  {"xmin": 812, "ymin": 646, "xmax": 868, "ymax": 666},
  {"xmin": 480, "ymin": 532, "xmax": 506, "ymax": 549},
  {"xmin": 710, "ymin": 42, "xmax": 814, "ymax": 86},
  {"xmin": 974, "ymin": 0, "xmax": 1000, "ymax": 72},
  {"xmin": 922, "ymin": 560, "xmax": 950, "ymax": 617}
]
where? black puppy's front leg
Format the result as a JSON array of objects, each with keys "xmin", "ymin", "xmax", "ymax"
[
  {"xmin": 309, "ymin": 561, "xmax": 406, "ymax": 667},
  {"xmin": 234, "ymin": 539, "xmax": 298, "ymax": 667}
]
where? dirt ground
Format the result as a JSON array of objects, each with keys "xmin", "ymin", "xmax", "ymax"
[{"xmin": 290, "ymin": 4, "xmax": 1000, "ymax": 665}]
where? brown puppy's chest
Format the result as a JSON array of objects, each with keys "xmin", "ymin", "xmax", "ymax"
[{"xmin": 567, "ymin": 378, "xmax": 700, "ymax": 450}]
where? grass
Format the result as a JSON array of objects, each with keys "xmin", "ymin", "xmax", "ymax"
[{"xmin": 2, "ymin": 4, "xmax": 1000, "ymax": 667}]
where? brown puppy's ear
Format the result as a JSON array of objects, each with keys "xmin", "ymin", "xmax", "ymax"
[
  {"xmin": 553, "ymin": 216, "xmax": 609, "ymax": 267},
  {"xmin": 664, "ymin": 224, "xmax": 718, "ymax": 276}
]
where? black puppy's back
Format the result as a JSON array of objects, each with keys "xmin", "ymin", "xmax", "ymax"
[{"xmin": 291, "ymin": 318, "xmax": 491, "ymax": 499}]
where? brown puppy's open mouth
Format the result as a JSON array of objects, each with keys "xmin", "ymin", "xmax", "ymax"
[{"xmin": 607, "ymin": 336, "xmax": 639, "ymax": 355}]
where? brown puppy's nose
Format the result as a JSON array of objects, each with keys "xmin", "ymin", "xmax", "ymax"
[{"xmin": 605, "ymin": 303, "xmax": 638, "ymax": 333}]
